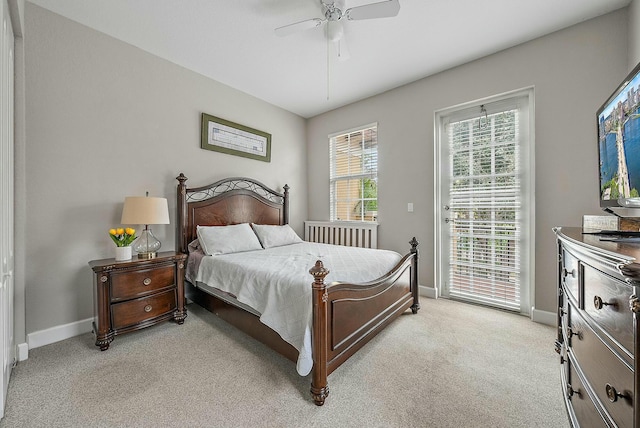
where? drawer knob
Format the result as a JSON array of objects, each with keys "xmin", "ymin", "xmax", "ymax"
[
  {"xmin": 593, "ymin": 295, "xmax": 615, "ymax": 310},
  {"xmin": 605, "ymin": 383, "xmax": 626, "ymax": 403},
  {"xmin": 567, "ymin": 384, "xmax": 581, "ymax": 398},
  {"xmin": 568, "ymin": 328, "xmax": 581, "ymax": 340},
  {"xmin": 144, "ymin": 305, "xmax": 152, "ymax": 313},
  {"xmin": 143, "ymin": 278, "xmax": 152, "ymax": 286},
  {"xmin": 563, "ymin": 268, "xmax": 576, "ymax": 278}
]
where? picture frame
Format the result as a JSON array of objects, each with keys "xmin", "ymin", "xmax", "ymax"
[{"xmin": 200, "ymin": 113, "xmax": 271, "ymax": 162}]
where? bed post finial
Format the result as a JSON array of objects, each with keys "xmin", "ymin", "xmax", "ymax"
[
  {"xmin": 283, "ymin": 184, "xmax": 290, "ymax": 225},
  {"xmin": 177, "ymin": 173, "xmax": 188, "ymax": 186},
  {"xmin": 309, "ymin": 260, "xmax": 329, "ymax": 285},
  {"xmin": 409, "ymin": 237, "xmax": 420, "ymax": 314},
  {"xmin": 310, "ymin": 260, "xmax": 330, "ymax": 406},
  {"xmin": 410, "ymin": 237, "xmax": 418, "ymax": 253}
]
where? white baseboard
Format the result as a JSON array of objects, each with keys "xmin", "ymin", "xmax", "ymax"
[
  {"xmin": 531, "ymin": 307, "xmax": 556, "ymax": 326},
  {"xmin": 419, "ymin": 285, "xmax": 438, "ymax": 299},
  {"xmin": 26, "ymin": 317, "xmax": 93, "ymax": 352}
]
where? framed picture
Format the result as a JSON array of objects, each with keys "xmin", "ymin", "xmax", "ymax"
[{"xmin": 200, "ymin": 113, "xmax": 271, "ymax": 162}]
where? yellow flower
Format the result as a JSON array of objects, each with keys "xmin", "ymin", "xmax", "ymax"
[{"xmin": 108, "ymin": 227, "xmax": 137, "ymax": 247}]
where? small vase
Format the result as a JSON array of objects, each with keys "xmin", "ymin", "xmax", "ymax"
[{"xmin": 115, "ymin": 246, "xmax": 132, "ymax": 261}]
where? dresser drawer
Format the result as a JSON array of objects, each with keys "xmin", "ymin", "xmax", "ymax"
[
  {"xmin": 568, "ymin": 304, "xmax": 633, "ymax": 428},
  {"xmin": 583, "ymin": 265, "xmax": 634, "ymax": 355},
  {"xmin": 561, "ymin": 247, "xmax": 579, "ymax": 302},
  {"xmin": 566, "ymin": 357, "xmax": 608, "ymax": 428},
  {"xmin": 111, "ymin": 289, "xmax": 177, "ymax": 330},
  {"xmin": 111, "ymin": 264, "xmax": 175, "ymax": 301}
]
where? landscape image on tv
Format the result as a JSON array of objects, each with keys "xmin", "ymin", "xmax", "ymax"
[{"xmin": 599, "ymin": 69, "xmax": 640, "ymax": 202}]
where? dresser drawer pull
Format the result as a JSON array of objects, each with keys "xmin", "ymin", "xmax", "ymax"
[
  {"xmin": 605, "ymin": 383, "xmax": 626, "ymax": 403},
  {"xmin": 593, "ymin": 295, "xmax": 615, "ymax": 310},
  {"xmin": 143, "ymin": 278, "xmax": 152, "ymax": 286},
  {"xmin": 144, "ymin": 305, "xmax": 152, "ymax": 313},
  {"xmin": 567, "ymin": 384, "xmax": 581, "ymax": 398},
  {"xmin": 568, "ymin": 328, "xmax": 582, "ymax": 340},
  {"xmin": 563, "ymin": 268, "xmax": 577, "ymax": 278}
]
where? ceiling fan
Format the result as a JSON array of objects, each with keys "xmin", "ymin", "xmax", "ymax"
[{"xmin": 275, "ymin": 0, "xmax": 401, "ymax": 61}]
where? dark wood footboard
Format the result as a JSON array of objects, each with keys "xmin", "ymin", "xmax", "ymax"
[{"xmin": 309, "ymin": 238, "xmax": 419, "ymax": 406}]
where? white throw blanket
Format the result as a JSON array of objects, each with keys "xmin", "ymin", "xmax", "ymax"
[{"xmin": 195, "ymin": 242, "xmax": 402, "ymax": 376}]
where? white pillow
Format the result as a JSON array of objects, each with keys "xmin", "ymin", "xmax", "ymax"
[
  {"xmin": 251, "ymin": 223, "xmax": 302, "ymax": 249},
  {"xmin": 196, "ymin": 223, "xmax": 263, "ymax": 256}
]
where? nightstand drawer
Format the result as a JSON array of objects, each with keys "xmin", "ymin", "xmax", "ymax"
[
  {"xmin": 111, "ymin": 264, "xmax": 175, "ymax": 301},
  {"xmin": 111, "ymin": 289, "xmax": 177, "ymax": 330}
]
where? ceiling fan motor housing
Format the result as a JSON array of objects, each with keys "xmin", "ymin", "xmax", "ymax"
[{"xmin": 324, "ymin": 4, "xmax": 344, "ymax": 22}]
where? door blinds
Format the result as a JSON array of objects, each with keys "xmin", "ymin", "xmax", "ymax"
[{"xmin": 446, "ymin": 108, "xmax": 521, "ymax": 310}]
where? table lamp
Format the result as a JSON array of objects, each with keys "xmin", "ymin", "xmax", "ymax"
[{"xmin": 121, "ymin": 193, "xmax": 170, "ymax": 259}]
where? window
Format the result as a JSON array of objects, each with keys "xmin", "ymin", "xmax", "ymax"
[{"xmin": 330, "ymin": 124, "xmax": 378, "ymax": 222}]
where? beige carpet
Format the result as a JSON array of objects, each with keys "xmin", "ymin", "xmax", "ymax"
[{"xmin": 0, "ymin": 298, "xmax": 567, "ymax": 428}]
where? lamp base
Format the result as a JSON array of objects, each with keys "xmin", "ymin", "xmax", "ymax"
[
  {"xmin": 137, "ymin": 252, "xmax": 157, "ymax": 260},
  {"xmin": 132, "ymin": 227, "xmax": 162, "ymax": 259}
]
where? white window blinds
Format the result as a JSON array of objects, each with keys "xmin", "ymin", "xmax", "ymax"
[
  {"xmin": 330, "ymin": 124, "xmax": 378, "ymax": 222},
  {"xmin": 447, "ymin": 108, "xmax": 522, "ymax": 310}
]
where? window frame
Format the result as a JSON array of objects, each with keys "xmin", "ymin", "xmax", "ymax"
[{"xmin": 329, "ymin": 123, "xmax": 378, "ymax": 223}]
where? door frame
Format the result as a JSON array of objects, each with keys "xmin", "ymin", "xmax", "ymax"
[
  {"xmin": 434, "ymin": 87, "xmax": 536, "ymax": 314},
  {"xmin": 0, "ymin": 0, "xmax": 15, "ymax": 419}
]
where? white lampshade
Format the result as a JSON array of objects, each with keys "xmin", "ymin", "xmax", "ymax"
[
  {"xmin": 121, "ymin": 196, "xmax": 170, "ymax": 225},
  {"xmin": 121, "ymin": 195, "xmax": 170, "ymax": 259}
]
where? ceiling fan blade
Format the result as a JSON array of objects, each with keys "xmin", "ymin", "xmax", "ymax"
[
  {"xmin": 275, "ymin": 18, "xmax": 325, "ymax": 37},
  {"xmin": 345, "ymin": 0, "xmax": 400, "ymax": 20}
]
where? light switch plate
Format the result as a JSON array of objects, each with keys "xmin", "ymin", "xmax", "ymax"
[{"xmin": 407, "ymin": 203, "xmax": 414, "ymax": 212}]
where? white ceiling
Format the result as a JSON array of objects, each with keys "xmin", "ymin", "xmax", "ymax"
[{"xmin": 29, "ymin": 0, "xmax": 631, "ymax": 118}]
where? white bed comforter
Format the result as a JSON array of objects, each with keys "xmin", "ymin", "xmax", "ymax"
[{"xmin": 195, "ymin": 242, "xmax": 402, "ymax": 376}]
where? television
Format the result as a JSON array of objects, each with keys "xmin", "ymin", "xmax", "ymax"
[{"xmin": 598, "ymin": 60, "xmax": 640, "ymax": 214}]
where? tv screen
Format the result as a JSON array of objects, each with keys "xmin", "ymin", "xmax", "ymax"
[{"xmin": 598, "ymin": 61, "xmax": 640, "ymax": 208}]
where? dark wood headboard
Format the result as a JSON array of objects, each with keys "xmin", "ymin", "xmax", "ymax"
[{"xmin": 176, "ymin": 173, "xmax": 289, "ymax": 253}]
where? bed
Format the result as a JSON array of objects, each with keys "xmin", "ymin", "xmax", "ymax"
[{"xmin": 176, "ymin": 173, "xmax": 420, "ymax": 405}]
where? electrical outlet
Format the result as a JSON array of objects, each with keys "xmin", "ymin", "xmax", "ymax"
[{"xmin": 407, "ymin": 203, "xmax": 414, "ymax": 212}]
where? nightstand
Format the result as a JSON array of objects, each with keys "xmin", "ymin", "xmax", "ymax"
[{"xmin": 89, "ymin": 251, "xmax": 187, "ymax": 351}]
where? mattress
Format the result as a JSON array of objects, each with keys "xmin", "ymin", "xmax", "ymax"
[{"xmin": 192, "ymin": 242, "xmax": 403, "ymax": 375}]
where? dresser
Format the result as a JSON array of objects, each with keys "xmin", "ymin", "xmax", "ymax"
[
  {"xmin": 89, "ymin": 251, "xmax": 187, "ymax": 350},
  {"xmin": 555, "ymin": 227, "xmax": 640, "ymax": 427}
]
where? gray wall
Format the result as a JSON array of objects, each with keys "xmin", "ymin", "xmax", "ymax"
[
  {"xmin": 307, "ymin": 10, "xmax": 629, "ymax": 314},
  {"xmin": 22, "ymin": 4, "xmax": 307, "ymax": 334}
]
